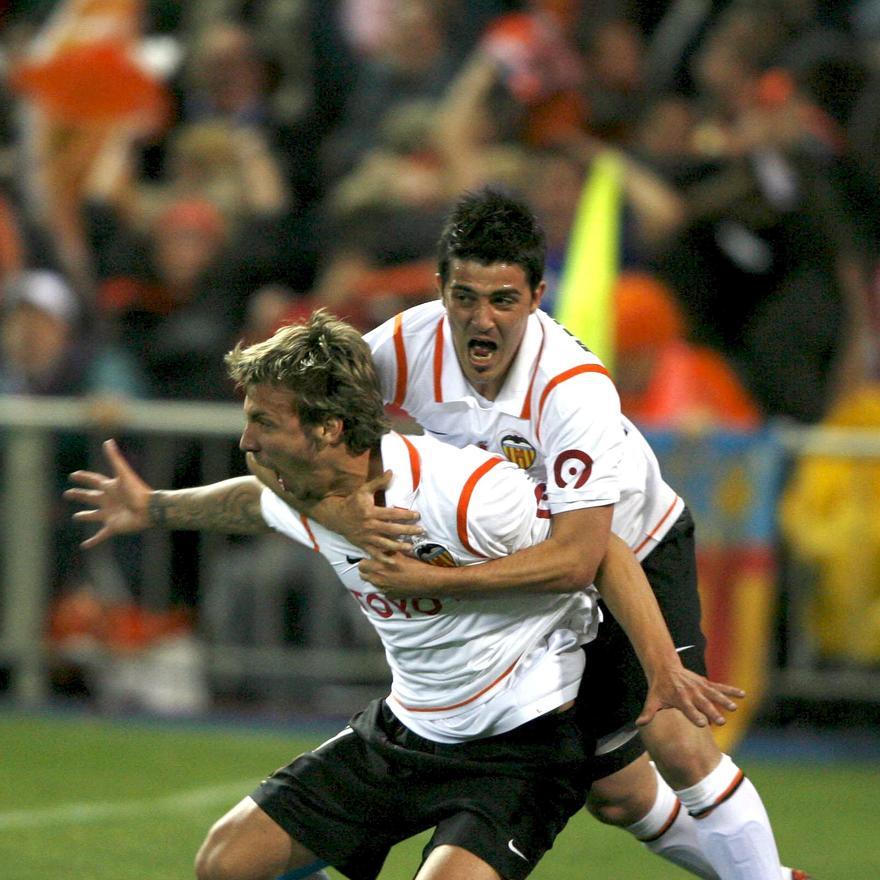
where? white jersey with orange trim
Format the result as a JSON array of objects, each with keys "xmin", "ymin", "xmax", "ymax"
[
  {"xmin": 260, "ymin": 431, "xmax": 600, "ymax": 743},
  {"xmin": 364, "ymin": 301, "xmax": 683, "ymax": 559}
]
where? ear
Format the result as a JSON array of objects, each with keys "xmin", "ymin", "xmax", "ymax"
[
  {"xmin": 530, "ymin": 281, "xmax": 545, "ymax": 314},
  {"xmin": 319, "ymin": 416, "xmax": 345, "ymax": 446},
  {"xmin": 435, "ymin": 272, "xmax": 446, "ymax": 303}
]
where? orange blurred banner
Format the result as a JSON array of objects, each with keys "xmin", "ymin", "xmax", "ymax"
[{"xmin": 10, "ymin": 0, "xmax": 167, "ymax": 123}]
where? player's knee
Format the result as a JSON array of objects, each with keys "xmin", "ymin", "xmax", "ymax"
[
  {"xmin": 195, "ymin": 797, "xmax": 293, "ymax": 880},
  {"xmin": 657, "ymin": 746, "xmax": 714, "ymax": 788},
  {"xmin": 194, "ymin": 838, "xmax": 220, "ymax": 880},
  {"xmin": 642, "ymin": 712, "xmax": 720, "ymax": 789},
  {"xmin": 585, "ymin": 785, "xmax": 655, "ymax": 828},
  {"xmin": 194, "ymin": 829, "xmax": 249, "ymax": 880},
  {"xmin": 585, "ymin": 753, "xmax": 658, "ymax": 828}
]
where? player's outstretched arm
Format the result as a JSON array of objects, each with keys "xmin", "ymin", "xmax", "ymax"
[{"xmin": 66, "ymin": 439, "xmax": 270, "ymax": 548}]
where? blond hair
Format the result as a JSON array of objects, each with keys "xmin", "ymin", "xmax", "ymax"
[{"xmin": 225, "ymin": 310, "xmax": 389, "ymax": 454}]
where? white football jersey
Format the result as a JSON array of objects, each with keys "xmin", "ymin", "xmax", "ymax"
[
  {"xmin": 260, "ymin": 431, "xmax": 600, "ymax": 743},
  {"xmin": 364, "ymin": 301, "xmax": 683, "ymax": 559}
]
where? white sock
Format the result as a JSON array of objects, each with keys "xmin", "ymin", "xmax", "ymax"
[
  {"xmin": 675, "ymin": 754, "xmax": 781, "ymax": 880},
  {"xmin": 626, "ymin": 764, "xmax": 719, "ymax": 879}
]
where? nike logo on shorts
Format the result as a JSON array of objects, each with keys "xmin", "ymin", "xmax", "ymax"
[
  {"xmin": 676, "ymin": 645, "xmax": 695, "ymax": 653},
  {"xmin": 346, "ymin": 555, "xmax": 363, "ymax": 564},
  {"xmin": 507, "ymin": 839, "xmax": 529, "ymax": 862}
]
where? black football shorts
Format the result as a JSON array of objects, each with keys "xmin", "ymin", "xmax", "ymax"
[
  {"xmin": 252, "ymin": 698, "xmax": 593, "ymax": 880},
  {"xmin": 577, "ymin": 507, "xmax": 708, "ymax": 781}
]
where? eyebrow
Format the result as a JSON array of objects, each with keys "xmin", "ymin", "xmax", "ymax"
[{"xmin": 450, "ymin": 283, "xmax": 520, "ymax": 297}]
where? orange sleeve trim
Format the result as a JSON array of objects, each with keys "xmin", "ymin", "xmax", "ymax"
[
  {"xmin": 399, "ymin": 434, "xmax": 422, "ymax": 491},
  {"xmin": 432, "ymin": 318, "xmax": 445, "ymax": 402},
  {"xmin": 392, "ymin": 313, "xmax": 408, "ymax": 408},
  {"xmin": 456, "ymin": 457, "xmax": 505, "ymax": 558},
  {"xmin": 632, "ymin": 496, "xmax": 682, "ymax": 556},
  {"xmin": 692, "ymin": 770, "xmax": 745, "ymax": 820},
  {"xmin": 391, "ymin": 654, "xmax": 521, "ymax": 712},
  {"xmin": 299, "ymin": 514, "xmax": 320, "ymax": 552},
  {"xmin": 536, "ymin": 364, "xmax": 612, "ymax": 442}
]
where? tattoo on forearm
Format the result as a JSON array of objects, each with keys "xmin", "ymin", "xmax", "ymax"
[
  {"xmin": 148, "ymin": 482, "xmax": 268, "ymax": 533},
  {"xmin": 149, "ymin": 493, "xmax": 170, "ymax": 528}
]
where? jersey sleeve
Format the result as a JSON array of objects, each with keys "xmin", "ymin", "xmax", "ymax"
[
  {"xmin": 539, "ymin": 371, "xmax": 624, "ymax": 515},
  {"xmin": 462, "ymin": 458, "xmax": 552, "ymax": 558},
  {"xmin": 259, "ymin": 487, "xmax": 315, "ymax": 548},
  {"xmin": 363, "ymin": 314, "xmax": 400, "ymax": 406}
]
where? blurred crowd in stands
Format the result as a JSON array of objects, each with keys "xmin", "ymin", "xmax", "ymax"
[
  {"xmin": 3, "ymin": 0, "xmax": 880, "ymax": 688},
  {"xmin": 1, "ymin": 0, "xmax": 878, "ymax": 420}
]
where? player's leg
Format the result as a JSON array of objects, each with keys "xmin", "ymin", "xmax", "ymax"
[
  {"xmin": 416, "ymin": 845, "xmax": 502, "ymax": 880},
  {"xmin": 586, "ymin": 691, "xmax": 801, "ymax": 880},
  {"xmin": 586, "ymin": 751, "xmax": 720, "ymax": 879},
  {"xmin": 580, "ymin": 554, "xmax": 721, "ymax": 878},
  {"xmin": 592, "ymin": 749, "xmax": 811, "ymax": 880},
  {"xmin": 417, "ymin": 705, "xmax": 591, "ymax": 880},
  {"xmin": 581, "ymin": 508, "xmax": 794, "ymax": 878},
  {"xmin": 639, "ymin": 704, "xmax": 719, "ymax": 786},
  {"xmin": 643, "ymin": 712, "xmax": 783, "ymax": 876},
  {"xmin": 584, "ymin": 750, "xmax": 657, "ymax": 828},
  {"xmin": 639, "ymin": 509, "xmax": 785, "ymax": 879},
  {"xmin": 195, "ymin": 796, "xmax": 321, "ymax": 880},
  {"xmin": 200, "ymin": 710, "xmax": 402, "ymax": 880}
]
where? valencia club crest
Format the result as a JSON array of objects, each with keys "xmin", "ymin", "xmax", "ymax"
[
  {"xmin": 413, "ymin": 541, "xmax": 457, "ymax": 567},
  {"xmin": 500, "ymin": 434, "xmax": 537, "ymax": 470}
]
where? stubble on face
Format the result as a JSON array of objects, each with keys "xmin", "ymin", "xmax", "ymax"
[{"xmin": 243, "ymin": 386, "xmax": 314, "ymax": 484}]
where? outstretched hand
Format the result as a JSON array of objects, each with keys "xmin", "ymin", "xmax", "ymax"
[
  {"xmin": 636, "ymin": 665, "xmax": 745, "ymax": 729},
  {"xmin": 64, "ymin": 439, "xmax": 152, "ymax": 549}
]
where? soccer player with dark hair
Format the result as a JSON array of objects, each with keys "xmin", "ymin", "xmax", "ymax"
[
  {"xmin": 68, "ymin": 311, "xmax": 740, "ymax": 880},
  {"xmin": 302, "ymin": 189, "xmax": 809, "ymax": 879}
]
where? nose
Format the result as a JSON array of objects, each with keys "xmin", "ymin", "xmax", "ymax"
[
  {"xmin": 471, "ymin": 299, "xmax": 495, "ymax": 332},
  {"xmin": 239, "ymin": 424, "xmax": 258, "ymax": 453}
]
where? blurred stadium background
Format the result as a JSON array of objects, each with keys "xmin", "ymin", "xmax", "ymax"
[{"xmin": 1, "ymin": 1, "xmax": 879, "ymax": 877}]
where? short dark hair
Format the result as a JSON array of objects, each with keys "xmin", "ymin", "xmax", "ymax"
[
  {"xmin": 437, "ymin": 188, "xmax": 546, "ymax": 291},
  {"xmin": 225, "ymin": 310, "xmax": 389, "ymax": 455}
]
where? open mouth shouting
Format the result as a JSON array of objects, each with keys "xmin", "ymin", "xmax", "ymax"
[
  {"xmin": 467, "ymin": 337, "xmax": 498, "ymax": 370},
  {"xmin": 253, "ymin": 454, "xmax": 293, "ymax": 493}
]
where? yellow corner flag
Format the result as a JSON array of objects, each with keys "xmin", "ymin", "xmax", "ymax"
[{"xmin": 555, "ymin": 151, "xmax": 623, "ymax": 372}]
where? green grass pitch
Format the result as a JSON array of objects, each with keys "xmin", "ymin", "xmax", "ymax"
[{"xmin": 1, "ymin": 711, "xmax": 876, "ymax": 879}]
